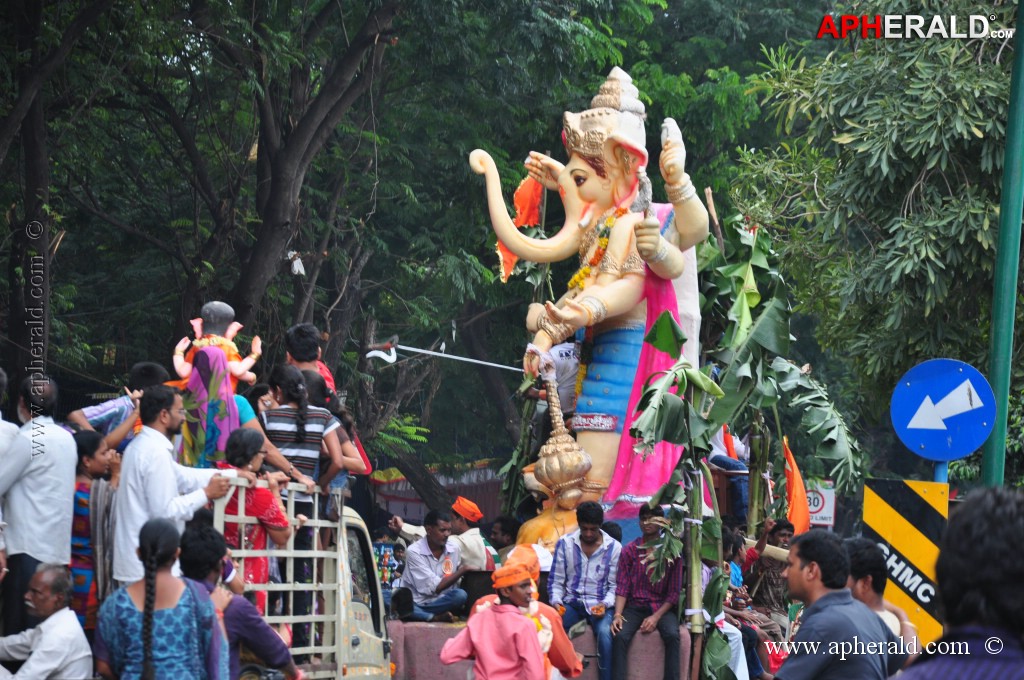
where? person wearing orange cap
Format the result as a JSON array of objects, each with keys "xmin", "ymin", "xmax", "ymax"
[
  {"xmin": 471, "ymin": 546, "xmax": 583, "ymax": 679},
  {"xmin": 389, "ymin": 496, "xmax": 498, "ymax": 570},
  {"xmin": 441, "ymin": 563, "xmax": 546, "ymax": 679}
]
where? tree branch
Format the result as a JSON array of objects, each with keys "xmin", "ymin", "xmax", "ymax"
[
  {"xmin": 287, "ymin": 2, "xmax": 400, "ymax": 171},
  {"xmin": 70, "ymin": 184, "xmax": 191, "ymax": 269},
  {"xmin": 0, "ymin": 0, "xmax": 115, "ymax": 167},
  {"xmin": 140, "ymin": 86, "xmax": 228, "ymax": 233}
]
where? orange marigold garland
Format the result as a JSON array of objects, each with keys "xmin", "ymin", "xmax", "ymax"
[
  {"xmin": 568, "ymin": 207, "xmax": 626, "ymax": 290},
  {"xmin": 571, "ymin": 206, "xmax": 627, "ymax": 397}
]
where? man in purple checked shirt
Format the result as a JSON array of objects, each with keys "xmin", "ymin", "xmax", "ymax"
[
  {"xmin": 179, "ymin": 520, "xmax": 302, "ymax": 680},
  {"xmin": 66, "ymin": 362, "xmax": 169, "ymax": 451},
  {"xmin": 610, "ymin": 504, "xmax": 684, "ymax": 680}
]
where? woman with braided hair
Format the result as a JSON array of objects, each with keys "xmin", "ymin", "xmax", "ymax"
[
  {"xmin": 260, "ymin": 364, "xmax": 346, "ymax": 659},
  {"xmin": 94, "ymin": 518, "xmax": 228, "ymax": 679}
]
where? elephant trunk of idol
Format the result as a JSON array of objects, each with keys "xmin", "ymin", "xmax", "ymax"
[{"xmin": 469, "ymin": 149, "xmax": 583, "ymax": 263}]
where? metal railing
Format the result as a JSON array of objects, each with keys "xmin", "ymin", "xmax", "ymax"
[{"xmin": 211, "ymin": 478, "xmax": 344, "ymax": 678}]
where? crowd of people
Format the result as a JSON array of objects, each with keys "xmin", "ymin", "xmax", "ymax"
[
  {"xmin": 2, "ymin": 304, "xmax": 1024, "ymax": 680},
  {"xmin": 0, "ymin": 315, "xmax": 368, "ymax": 678},
  {"xmin": 403, "ymin": 490, "xmax": 1024, "ymax": 680}
]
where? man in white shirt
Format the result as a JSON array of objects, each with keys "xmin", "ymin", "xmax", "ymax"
[
  {"xmin": 113, "ymin": 385, "xmax": 240, "ymax": 584},
  {"xmin": 0, "ymin": 375, "xmax": 77, "ymax": 635},
  {"xmin": 389, "ymin": 496, "xmax": 497, "ymax": 569},
  {"xmin": 844, "ymin": 537, "xmax": 916, "ymax": 637},
  {"xmin": 400, "ymin": 510, "xmax": 469, "ymax": 622},
  {"xmin": 0, "ymin": 564, "xmax": 92, "ymax": 678},
  {"xmin": 0, "ymin": 368, "xmax": 22, "ymax": 586}
]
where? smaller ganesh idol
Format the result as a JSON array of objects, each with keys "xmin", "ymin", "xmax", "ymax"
[
  {"xmin": 173, "ymin": 301, "xmax": 261, "ymax": 467},
  {"xmin": 173, "ymin": 301, "xmax": 262, "ymax": 390}
]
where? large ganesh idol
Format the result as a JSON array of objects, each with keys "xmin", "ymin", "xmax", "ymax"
[{"xmin": 469, "ymin": 68, "xmax": 709, "ymax": 546}]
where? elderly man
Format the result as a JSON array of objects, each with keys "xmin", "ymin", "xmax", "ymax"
[
  {"xmin": 0, "ymin": 375, "xmax": 77, "ymax": 635},
  {"xmin": 390, "ymin": 496, "xmax": 497, "ymax": 569},
  {"xmin": 0, "ymin": 564, "xmax": 92, "ymax": 678}
]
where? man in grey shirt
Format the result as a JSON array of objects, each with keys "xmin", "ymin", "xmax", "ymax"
[{"xmin": 776, "ymin": 529, "xmax": 914, "ymax": 680}]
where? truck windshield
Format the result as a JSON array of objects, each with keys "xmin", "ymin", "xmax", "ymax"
[{"xmin": 347, "ymin": 526, "xmax": 383, "ymax": 635}]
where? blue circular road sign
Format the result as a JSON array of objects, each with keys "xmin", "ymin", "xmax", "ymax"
[{"xmin": 890, "ymin": 359, "xmax": 996, "ymax": 462}]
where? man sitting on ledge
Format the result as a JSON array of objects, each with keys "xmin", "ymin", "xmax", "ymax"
[
  {"xmin": 398, "ymin": 509, "xmax": 468, "ymax": 622},
  {"xmin": 549, "ymin": 501, "xmax": 620, "ymax": 680},
  {"xmin": 390, "ymin": 496, "xmax": 496, "ymax": 570},
  {"xmin": 611, "ymin": 504, "xmax": 684, "ymax": 680}
]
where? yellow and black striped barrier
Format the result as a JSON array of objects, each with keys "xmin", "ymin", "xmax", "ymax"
[{"xmin": 862, "ymin": 479, "xmax": 948, "ymax": 645}]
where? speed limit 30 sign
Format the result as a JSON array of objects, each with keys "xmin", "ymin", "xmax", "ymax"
[{"xmin": 807, "ymin": 481, "xmax": 835, "ymax": 527}]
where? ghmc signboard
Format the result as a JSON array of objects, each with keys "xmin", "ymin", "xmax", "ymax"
[{"xmin": 862, "ymin": 479, "xmax": 949, "ymax": 645}]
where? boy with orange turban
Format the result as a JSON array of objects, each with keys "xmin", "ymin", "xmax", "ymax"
[
  {"xmin": 441, "ymin": 563, "xmax": 546, "ymax": 679},
  {"xmin": 471, "ymin": 547, "xmax": 584, "ymax": 679}
]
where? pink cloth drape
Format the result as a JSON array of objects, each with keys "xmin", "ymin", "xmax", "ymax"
[{"xmin": 605, "ymin": 204, "xmax": 687, "ymax": 519}]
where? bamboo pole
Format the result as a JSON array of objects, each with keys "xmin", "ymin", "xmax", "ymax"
[
  {"xmin": 743, "ymin": 538, "xmax": 789, "ymax": 563},
  {"xmin": 687, "ymin": 468, "xmax": 705, "ymax": 680}
]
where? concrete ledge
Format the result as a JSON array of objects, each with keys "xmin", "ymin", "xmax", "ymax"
[
  {"xmin": 389, "ymin": 621, "xmax": 473, "ymax": 679},
  {"xmin": 388, "ymin": 619, "xmax": 691, "ymax": 680},
  {"xmin": 571, "ymin": 624, "xmax": 692, "ymax": 680}
]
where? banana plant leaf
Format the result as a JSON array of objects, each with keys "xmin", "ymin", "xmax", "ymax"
[
  {"xmin": 702, "ymin": 294, "xmax": 791, "ymax": 444},
  {"xmin": 701, "ymin": 567, "xmax": 738, "ymax": 680}
]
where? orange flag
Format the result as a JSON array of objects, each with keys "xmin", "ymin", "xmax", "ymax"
[
  {"xmin": 497, "ymin": 176, "xmax": 544, "ymax": 282},
  {"xmin": 783, "ymin": 435, "xmax": 810, "ymax": 534},
  {"xmin": 723, "ymin": 423, "xmax": 739, "ymax": 460}
]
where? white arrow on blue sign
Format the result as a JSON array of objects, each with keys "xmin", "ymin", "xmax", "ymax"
[{"xmin": 890, "ymin": 359, "xmax": 996, "ymax": 462}]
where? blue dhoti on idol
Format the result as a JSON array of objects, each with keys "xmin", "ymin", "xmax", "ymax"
[{"xmin": 574, "ymin": 325, "xmax": 645, "ymax": 434}]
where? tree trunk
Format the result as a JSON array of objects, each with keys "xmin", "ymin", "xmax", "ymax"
[
  {"xmin": 230, "ymin": 182, "xmax": 299, "ymax": 326},
  {"xmin": 387, "ymin": 452, "xmax": 453, "ymax": 512},
  {"xmin": 0, "ymin": 0, "xmax": 113, "ymax": 169},
  {"xmin": 7, "ymin": 3, "xmax": 52, "ymax": 395},
  {"xmin": 220, "ymin": 3, "xmax": 401, "ymax": 328}
]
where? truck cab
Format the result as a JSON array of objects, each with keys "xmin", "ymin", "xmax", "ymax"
[{"xmin": 213, "ymin": 479, "xmax": 392, "ymax": 678}]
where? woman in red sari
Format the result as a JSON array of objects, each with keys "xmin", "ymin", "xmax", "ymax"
[{"xmin": 217, "ymin": 428, "xmax": 292, "ymax": 613}]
